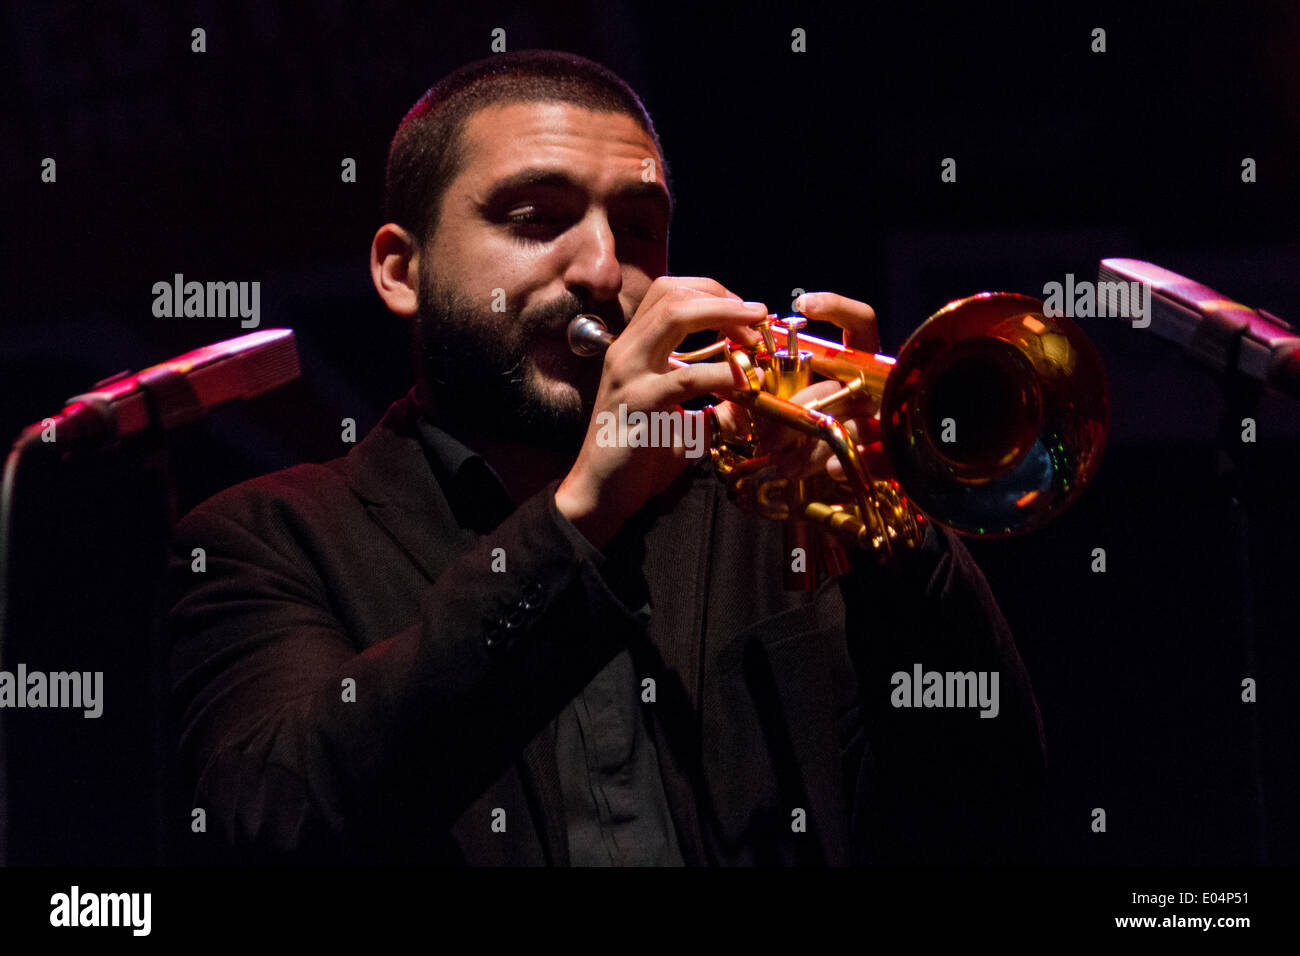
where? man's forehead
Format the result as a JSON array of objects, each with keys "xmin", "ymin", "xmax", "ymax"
[{"xmin": 458, "ymin": 101, "xmax": 663, "ymax": 183}]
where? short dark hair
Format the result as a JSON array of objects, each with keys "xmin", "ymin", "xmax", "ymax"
[{"xmin": 384, "ymin": 50, "xmax": 669, "ymax": 248}]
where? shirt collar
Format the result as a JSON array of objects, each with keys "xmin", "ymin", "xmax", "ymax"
[{"xmin": 407, "ymin": 385, "xmax": 515, "ymax": 531}]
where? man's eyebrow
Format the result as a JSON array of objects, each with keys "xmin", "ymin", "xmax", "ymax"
[
  {"xmin": 485, "ymin": 169, "xmax": 579, "ymax": 196},
  {"xmin": 612, "ymin": 180, "xmax": 673, "ymax": 217},
  {"xmin": 482, "ymin": 168, "xmax": 672, "ymax": 215}
]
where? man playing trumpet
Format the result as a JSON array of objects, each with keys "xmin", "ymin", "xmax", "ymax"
[{"xmin": 167, "ymin": 49, "xmax": 1047, "ymax": 866}]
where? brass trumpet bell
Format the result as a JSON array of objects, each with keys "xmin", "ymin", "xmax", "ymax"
[{"xmin": 881, "ymin": 292, "xmax": 1108, "ymax": 537}]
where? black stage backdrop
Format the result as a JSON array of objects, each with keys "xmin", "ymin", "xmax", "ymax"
[{"xmin": 1, "ymin": 0, "xmax": 1297, "ymax": 903}]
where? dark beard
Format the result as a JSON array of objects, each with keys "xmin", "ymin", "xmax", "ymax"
[{"xmin": 412, "ymin": 268, "xmax": 616, "ymax": 455}]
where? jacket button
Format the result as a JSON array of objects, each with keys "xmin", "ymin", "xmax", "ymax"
[
  {"xmin": 522, "ymin": 582, "xmax": 545, "ymax": 610},
  {"xmin": 483, "ymin": 620, "xmax": 507, "ymax": 650}
]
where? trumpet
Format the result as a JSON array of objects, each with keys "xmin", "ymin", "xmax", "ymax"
[{"xmin": 567, "ymin": 292, "xmax": 1109, "ymax": 587}]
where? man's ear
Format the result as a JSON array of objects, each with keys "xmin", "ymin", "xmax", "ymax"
[{"xmin": 370, "ymin": 223, "xmax": 420, "ymax": 318}]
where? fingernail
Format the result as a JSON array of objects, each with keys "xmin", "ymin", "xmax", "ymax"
[
  {"xmin": 795, "ymin": 293, "xmax": 817, "ymax": 313},
  {"xmin": 743, "ymin": 300, "xmax": 768, "ymax": 313}
]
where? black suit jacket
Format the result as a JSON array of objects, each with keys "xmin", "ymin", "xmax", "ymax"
[{"xmin": 166, "ymin": 391, "xmax": 1046, "ymax": 865}]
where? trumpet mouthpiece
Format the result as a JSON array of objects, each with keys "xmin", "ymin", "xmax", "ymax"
[{"xmin": 567, "ymin": 314, "xmax": 615, "ymax": 357}]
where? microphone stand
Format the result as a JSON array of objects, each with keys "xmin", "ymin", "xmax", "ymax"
[
  {"xmin": 0, "ymin": 412, "xmax": 179, "ymax": 868},
  {"xmin": 1100, "ymin": 259, "xmax": 1293, "ymax": 863},
  {"xmin": 1211, "ymin": 332, "xmax": 1269, "ymax": 865}
]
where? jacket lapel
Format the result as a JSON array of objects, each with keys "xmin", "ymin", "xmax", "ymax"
[
  {"xmin": 334, "ymin": 391, "xmax": 570, "ymax": 864},
  {"xmin": 335, "ymin": 393, "xmax": 479, "ymax": 583}
]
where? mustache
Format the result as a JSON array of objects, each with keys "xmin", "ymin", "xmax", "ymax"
[
  {"xmin": 489, "ymin": 294, "xmax": 621, "ymax": 388},
  {"xmin": 523, "ymin": 294, "xmax": 626, "ymax": 339}
]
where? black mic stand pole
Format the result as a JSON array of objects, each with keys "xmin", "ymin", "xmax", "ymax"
[{"xmin": 1202, "ymin": 322, "xmax": 1270, "ymax": 865}]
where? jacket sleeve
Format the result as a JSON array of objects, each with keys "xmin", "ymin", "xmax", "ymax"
[
  {"xmin": 166, "ymin": 478, "xmax": 648, "ymax": 863},
  {"xmin": 837, "ymin": 522, "xmax": 1048, "ymax": 864}
]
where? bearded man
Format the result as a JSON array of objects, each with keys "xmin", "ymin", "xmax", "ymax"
[{"xmin": 166, "ymin": 49, "xmax": 1046, "ymax": 866}]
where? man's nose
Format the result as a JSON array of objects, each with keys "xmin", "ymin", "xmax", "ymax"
[{"xmin": 562, "ymin": 212, "xmax": 623, "ymax": 303}]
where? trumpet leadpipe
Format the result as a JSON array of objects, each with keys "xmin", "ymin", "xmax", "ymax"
[{"xmin": 566, "ymin": 313, "xmax": 896, "ymax": 387}]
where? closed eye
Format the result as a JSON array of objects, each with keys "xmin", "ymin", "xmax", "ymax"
[{"xmin": 503, "ymin": 206, "xmax": 571, "ymax": 241}]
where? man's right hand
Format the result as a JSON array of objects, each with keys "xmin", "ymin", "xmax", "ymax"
[{"xmin": 555, "ymin": 276, "xmax": 765, "ymax": 550}]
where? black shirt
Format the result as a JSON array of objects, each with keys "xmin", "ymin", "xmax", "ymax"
[{"xmin": 410, "ymin": 397, "xmax": 684, "ymax": 866}]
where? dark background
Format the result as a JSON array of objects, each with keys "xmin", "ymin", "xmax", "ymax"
[{"xmin": 1, "ymin": 0, "xmax": 1297, "ymax": 866}]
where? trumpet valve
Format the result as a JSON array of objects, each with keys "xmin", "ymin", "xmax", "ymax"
[
  {"xmin": 770, "ymin": 317, "xmax": 813, "ymax": 400},
  {"xmin": 779, "ymin": 316, "xmax": 807, "ymax": 358},
  {"xmin": 753, "ymin": 316, "xmax": 778, "ymax": 359}
]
